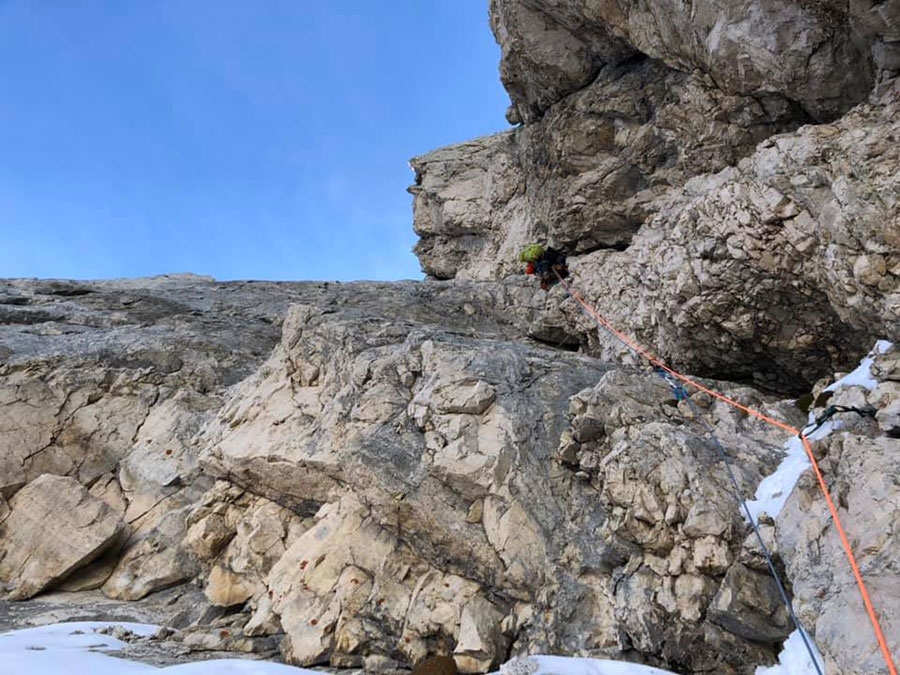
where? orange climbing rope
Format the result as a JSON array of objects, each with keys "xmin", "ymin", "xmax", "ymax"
[{"xmin": 556, "ymin": 275, "xmax": 898, "ymax": 674}]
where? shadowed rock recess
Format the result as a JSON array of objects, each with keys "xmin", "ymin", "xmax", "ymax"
[{"xmin": 2, "ymin": 3, "xmax": 899, "ymax": 675}]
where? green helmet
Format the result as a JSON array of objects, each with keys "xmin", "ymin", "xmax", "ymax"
[{"xmin": 520, "ymin": 244, "xmax": 544, "ymax": 263}]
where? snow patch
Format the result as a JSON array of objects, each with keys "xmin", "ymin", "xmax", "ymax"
[
  {"xmin": 745, "ymin": 340, "xmax": 892, "ymax": 522},
  {"xmin": 825, "ymin": 339, "xmax": 893, "ymax": 392},
  {"xmin": 745, "ymin": 341, "xmax": 892, "ymax": 674},
  {"xmin": 500, "ymin": 655, "xmax": 676, "ymax": 675},
  {"xmin": 744, "ymin": 419, "xmax": 838, "ymax": 522},
  {"xmin": 0, "ymin": 627, "xmax": 685, "ymax": 675},
  {"xmin": 0, "ymin": 622, "xmax": 158, "ymax": 675},
  {"xmin": 755, "ymin": 630, "xmax": 824, "ymax": 675},
  {"xmin": 0, "ymin": 622, "xmax": 320, "ymax": 675}
]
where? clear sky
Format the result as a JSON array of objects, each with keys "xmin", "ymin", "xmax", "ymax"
[{"xmin": 0, "ymin": 1, "xmax": 510, "ymax": 281}]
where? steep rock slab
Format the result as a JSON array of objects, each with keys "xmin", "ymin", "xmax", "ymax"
[
  {"xmin": 198, "ymin": 300, "xmax": 616, "ymax": 667},
  {"xmin": 0, "ymin": 275, "xmax": 286, "ymax": 550},
  {"xmin": 2, "ymin": 275, "xmax": 895, "ymax": 670},
  {"xmin": 0, "ymin": 474, "xmax": 125, "ymax": 600},
  {"xmin": 196, "ymin": 299, "xmax": 816, "ymax": 671},
  {"xmin": 0, "ymin": 277, "xmax": 543, "ymax": 591},
  {"xmin": 491, "ymin": 0, "xmax": 875, "ymax": 122}
]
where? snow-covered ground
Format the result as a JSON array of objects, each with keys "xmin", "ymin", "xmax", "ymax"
[
  {"xmin": 755, "ymin": 630, "xmax": 824, "ymax": 675},
  {"xmin": 500, "ymin": 654, "xmax": 675, "ymax": 675},
  {"xmin": 0, "ymin": 620, "xmax": 833, "ymax": 675},
  {"xmin": 0, "ymin": 621, "xmax": 320, "ymax": 674},
  {"xmin": 0, "ymin": 623, "xmax": 686, "ymax": 675}
]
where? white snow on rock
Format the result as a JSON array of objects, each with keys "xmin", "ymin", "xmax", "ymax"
[
  {"xmin": 0, "ymin": 626, "xmax": 686, "ymax": 675},
  {"xmin": 743, "ymin": 421, "xmax": 836, "ymax": 523},
  {"xmin": 745, "ymin": 340, "xmax": 893, "ymax": 522},
  {"xmin": 755, "ymin": 630, "xmax": 824, "ymax": 675},
  {"xmin": 0, "ymin": 622, "xmax": 158, "ymax": 675},
  {"xmin": 824, "ymin": 339, "xmax": 893, "ymax": 392},
  {"xmin": 162, "ymin": 660, "xmax": 319, "ymax": 673},
  {"xmin": 0, "ymin": 622, "xmax": 320, "ymax": 675},
  {"xmin": 499, "ymin": 655, "xmax": 676, "ymax": 675}
]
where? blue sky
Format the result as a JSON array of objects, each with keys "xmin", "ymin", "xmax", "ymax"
[{"xmin": 0, "ymin": 2, "xmax": 510, "ymax": 281}]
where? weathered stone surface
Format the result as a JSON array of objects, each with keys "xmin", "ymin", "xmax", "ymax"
[
  {"xmin": 0, "ymin": 454, "xmax": 25, "ymax": 500},
  {"xmin": 0, "ymin": 6, "xmax": 887, "ymax": 675},
  {"xmin": 410, "ymin": 133, "xmax": 525, "ymax": 281},
  {"xmin": 412, "ymin": 58, "xmax": 808, "ymax": 283},
  {"xmin": 0, "ymin": 278, "xmax": 896, "ymax": 674},
  {"xmin": 454, "ymin": 596, "xmax": 509, "ymax": 673},
  {"xmin": 102, "ymin": 507, "xmax": 199, "ymax": 601},
  {"xmin": 490, "ymin": 0, "xmax": 876, "ymax": 123},
  {"xmin": 562, "ymin": 81, "xmax": 900, "ymax": 394},
  {"xmin": 197, "ymin": 296, "xmax": 620, "ymax": 667},
  {"xmin": 875, "ymin": 38, "xmax": 900, "ymax": 70},
  {"xmin": 0, "ymin": 474, "xmax": 125, "ymax": 600},
  {"xmin": 198, "ymin": 493, "xmax": 300, "ymax": 608},
  {"xmin": 413, "ymin": 5, "xmax": 899, "ymax": 400},
  {"xmin": 488, "ymin": 0, "xmax": 634, "ymax": 124},
  {"xmin": 414, "ymin": 78, "xmax": 900, "ymax": 392},
  {"xmin": 707, "ymin": 563, "xmax": 792, "ymax": 644},
  {"xmin": 554, "ymin": 369, "xmax": 797, "ymax": 670}
]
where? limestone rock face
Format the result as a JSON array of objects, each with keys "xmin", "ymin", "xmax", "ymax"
[
  {"xmin": 0, "ymin": 474, "xmax": 125, "ymax": 600},
  {"xmin": 0, "ymin": 274, "xmax": 898, "ymax": 673},
  {"xmin": 0, "ymin": 275, "xmax": 282, "ymax": 553},
  {"xmin": 414, "ymin": 78, "xmax": 900, "ymax": 392},
  {"xmin": 488, "ymin": 0, "xmax": 634, "ymax": 124},
  {"xmin": 412, "ymin": 0, "xmax": 899, "ymax": 399},
  {"xmin": 490, "ymin": 0, "xmax": 878, "ymax": 123},
  {"xmin": 2, "ymin": 3, "xmax": 899, "ymax": 673},
  {"xmin": 198, "ymin": 297, "xmax": 610, "ymax": 668},
  {"xmin": 412, "ymin": 58, "xmax": 807, "ymax": 283},
  {"xmin": 550, "ymin": 369, "xmax": 802, "ymax": 669},
  {"xmin": 568, "ymin": 81, "xmax": 900, "ymax": 393}
]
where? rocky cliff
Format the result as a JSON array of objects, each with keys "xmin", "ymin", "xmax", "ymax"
[
  {"xmin": 412, "ymin": 1, "xmax": 900, "ymax": 395},
  {"xmin": 2, "ymin": 2, "xmax": 900, "ymax": 675}
]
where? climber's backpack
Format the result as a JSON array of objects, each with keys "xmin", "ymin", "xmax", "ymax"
[{"xmin": 520, "ymin": 244, "xmax": 544, "ymax": 263}]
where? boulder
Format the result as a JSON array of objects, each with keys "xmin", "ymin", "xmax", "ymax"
[{"xmin": 0, "ymin": 474, "xmax": 125, "ymax": 600}]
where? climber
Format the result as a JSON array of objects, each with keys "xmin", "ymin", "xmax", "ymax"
[{"xmin": 520, "ymin": 243, "xmax": 568, "ymax": 290}]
